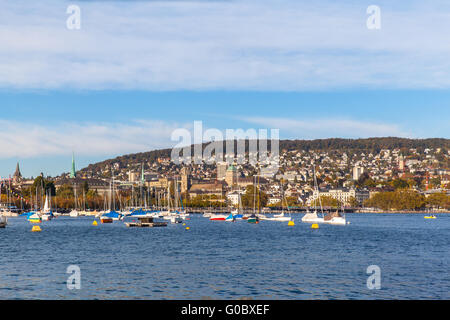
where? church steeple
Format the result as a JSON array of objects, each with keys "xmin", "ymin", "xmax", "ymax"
[
  {"xmin": 14, "ymin": 162, "xmax": 22, "ymax": 178},
  {"xmin": 13, "ymin": 162, "xmax": 23, "ymax": 184},
  {"xmin": 70, "ymin": 153, "xmax": 76, "ymax": 178}
]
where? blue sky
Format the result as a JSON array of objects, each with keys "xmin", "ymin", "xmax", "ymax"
[{"xmin": 1, "ymin": 0, "xmax": 450, "ymax": 177}]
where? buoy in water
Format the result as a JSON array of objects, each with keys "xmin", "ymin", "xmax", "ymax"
[
  {"xmin": 311, "ymin": 224, "xmax": 319, "ymax": 229},
  {"xmin": 93, "ymin": 221, "xmax": 98, "ymax": 226},
  {"xmin": 32, "ymin": 226, "xmax": 42, "ymax": 232},
  {"xmin": 288, "ymin": 221, "xmax": 295, "ymax": 226},
  {"xmin": 186, "ymin": 227, "xmax": 190, "ymax": 231},
  {"xmin": 183, "ymin": 223, "xmax": 186, "ymax": 226}
]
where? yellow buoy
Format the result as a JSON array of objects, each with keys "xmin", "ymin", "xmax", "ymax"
[
  {"xmin": 183, "ymin": 223, "xmax": 186, "ymax": 226},
  {"xmin": 311, "ymin": 224, "xmax": 319, "ymax": 229},
  {"xmin": 186, "ymin": 227, "xmax": 190, "ymax": 231},
  {"xmin": 31, "ymin": 226, "xmax": 42, "ymax": 232},
  {"xmin": 288, "ymin": 221, "xmax": 295, "ymax": 226},
  {"xmin": 93, "ymin": 221, "xmax": 98, "ymax": 226}
]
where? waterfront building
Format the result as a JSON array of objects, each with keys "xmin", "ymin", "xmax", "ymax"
[
  {"xmin": 226, "ymin": 190, "xmax": 245, "ymax": 206},
  {"xmin": 307, "ymin": 188, "xmax": 370, "ymax": 206}
]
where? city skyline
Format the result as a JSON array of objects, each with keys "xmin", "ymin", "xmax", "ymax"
[{"xmin": 1, "ymin": 0, "xmax": 450, "ymax": 176}]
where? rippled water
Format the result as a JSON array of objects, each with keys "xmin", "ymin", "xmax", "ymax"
[{"xmin": 0, "ymin": 214, "xmax": 449, "ymax": 300}]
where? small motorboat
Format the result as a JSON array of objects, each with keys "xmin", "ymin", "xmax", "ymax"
[
  {"xmin": 247, "ymin": 214, "xmax": 259, "ymax": 224},
  {"xmin": 27, "ymin": 212, "xmax": 42, "ymax": 224},
  {"xmin": 41, "ymin": 213, "xmax": 54, "ymax": 221},
  {"xmin": 210, "ymin": 214, "xmax": 228, "ymax": 221},
  {"xmin": 225, "ymin": 214, "xmax": 235, "ymax": 222},
  {"xmin": 424, "ymin": 215, "xmax": 437, "ymax": 219},
  {"xmin": 100, "ymin": 216, "xmax": 114, "ymax": 224},
  {"xmin": 0, "ymin": 216, "xmax": 7, "ymax": 228},
  {"xmin": 69, "ymin": 210, "xmax": 79, "ymax": 218},
  {"xmin": 125, "ymin": 217, "xmax": 168, "ymax": 228}
]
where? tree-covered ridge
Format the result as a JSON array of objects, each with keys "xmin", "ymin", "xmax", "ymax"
[{"xmin": 79, "ymin": 137, "xmax": 449, "ymax": 176}]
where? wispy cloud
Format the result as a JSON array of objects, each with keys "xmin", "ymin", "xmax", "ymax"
[
  {"xmin": 242, "ymin": 117, "xmax": 411, "ymax": 139},
  {"xmin": 0, "ymin": 119, "xmax": 189, "ymax": 159},
  {"xmin": 1, "ymin": 0, "xmax": 450, "ymax": 90}
]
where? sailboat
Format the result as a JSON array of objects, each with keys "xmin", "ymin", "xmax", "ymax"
[
  {"xmin": 323, "ymin": 208, "xmax": 347, "ymax": 225},
  {"xmin": 41, "ymin": 193, "xmax": 54, "ymax": 221},
  {"xmin": 160, "ymin": 182, "xmax": 182, "ymax": 224},
  {"xmin": 25, "ymin": 187, "xmax": 42, "ymax": 223},
  {"xmin": 266, "ymin": 185, "xmax": 292, "ymax": 222},
  {"xmin": 0, "ymin": 179, "xmax": 19, "ymax": 217},
  {"xmin": 232, "ymin": 191, "xmax": 244, "ymax": 220},
  {"xmin": 69, "ymin": 185, "xmax": 79, "ymax": 218},
  {"xmin": 302, "ymin": 165, "xmax": 325, "ymax": 224},
  {"xmin": 100, "ymin": 172, "xmax": 123, "ymax": 223}
]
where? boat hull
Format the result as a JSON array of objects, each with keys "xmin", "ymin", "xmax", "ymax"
[
  {"xmin": 100, "ymin": 218, "xmax": 114, "ymax": 224},
  {"xmin": 323, "ymin": 218, "xmax": 347, "ymax": 226}
]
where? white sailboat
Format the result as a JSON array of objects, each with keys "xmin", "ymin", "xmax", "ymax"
[
  {"xmin": 324, "ymin": 204, "xmax": 348, "ymax": 226},
  {"xmin": 69, "ymin": 185, "xmax": 79, "ymax": 218},
  {"xmin": 41, "ymin": 193, "xmax": 53, "ymax": 221},
  {"xmin": 0, "ymin": 179, "xmax": 19, "ymax": 217},
  {"xmin": 302, "ymin": 164, "xmax": 325, "ymax": 224},
  {"xmin": 267, "ymin": 186, "xmax": 292, "ymax": 222}
]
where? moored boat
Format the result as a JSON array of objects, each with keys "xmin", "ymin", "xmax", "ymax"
[
  {"xmin": 302, "ymin": 210, "xmax": 325, "ymax": 223},
  {"xmin": 323, "ymin": 210, "xmax": 347, "ymax": 226},
  {"xmin": 0, "ymin": 216, "xmax": 7, "ymax": 228},
  {"xmin": 26, "ymin": 212, "xmax": 42, "ymax": 224},
  {"xmin": 247, "ymin": 214, "xmax": 259, "ymax": 224},
  {"xmin": 126, "ymin": 217, "xmax": 168, "ymax": 228},
  {"xmin": 225, "ymin": 213, "xmax": 235, "ymax": 222},
  {"xmin": 209, "ymin": 214, "xmax": 228, "ymax": 221}
]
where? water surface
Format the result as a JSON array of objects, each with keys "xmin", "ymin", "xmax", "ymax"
[{"xmin": 0, "ymin": 214, "xmax": 448, "ymax": 300}]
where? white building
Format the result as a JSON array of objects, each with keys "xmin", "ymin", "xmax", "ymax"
[
  {"xmin": 353, "ymin": 165, "xmax": 365, "ymax": 181},
  {"xmin": 307, "ymin": 188, "xmax": 370, "ymax": 206}
]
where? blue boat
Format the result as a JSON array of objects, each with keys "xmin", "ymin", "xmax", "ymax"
[{"xmin": 100, "ymin": 210, "xmax": 122, "ymax": 223}]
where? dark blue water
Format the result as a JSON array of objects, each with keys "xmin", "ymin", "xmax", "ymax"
[{"xmin": 0, "ymin": 214, "xmax": 449, "ymax": 300}]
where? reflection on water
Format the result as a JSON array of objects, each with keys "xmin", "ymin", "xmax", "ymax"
[{"xmin": 0, "ymin": 214, "xmax": 449, "ymax": 300}]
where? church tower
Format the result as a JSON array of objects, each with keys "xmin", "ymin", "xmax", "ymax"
[
  {"xmin": 70, "ymin": 153, "xmax": 77, "ymax": 179},
  {"xmin": 13, "ymin": 162, "xmax": 23, "ymax": 185}
]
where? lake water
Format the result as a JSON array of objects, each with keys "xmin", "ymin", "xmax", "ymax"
[{"xmin": 0, "ymin": 214, "xmax": 449, "ymax": 300}]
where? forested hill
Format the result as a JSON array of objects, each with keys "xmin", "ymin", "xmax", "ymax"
[{"xmin": 78, "ymin": 137, "xmax": 449, "ymax": 175}]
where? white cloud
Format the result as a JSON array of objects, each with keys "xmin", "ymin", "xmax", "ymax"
[
  {"xmin": 0, "ymin": 119, "xmax": 189, "ymax": 159},
  {"xmin": 242, "ymin": 117, "xmax": 411, "ymax": 139},
  {"xmin": 1, "ymin": 0, "xmax": 450, "ymax": 90}
]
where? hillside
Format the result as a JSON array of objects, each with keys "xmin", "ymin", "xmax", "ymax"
[{"xmin": 78, "ymin": 137, "xmax": 449, "ymax": 176}]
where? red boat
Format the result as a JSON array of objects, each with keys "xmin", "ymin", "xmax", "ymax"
[{"xmin": 209, "ymin": 214, "xmax": 228, "ymax": 221}]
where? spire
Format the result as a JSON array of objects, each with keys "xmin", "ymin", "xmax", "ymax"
[
  {"xmin": 14, "ymin": 162, "xmax": 22, "ymax": 178},
  {"xmin": 70, "ymin": 153, "xmax": 76, "ymax": 178}
]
